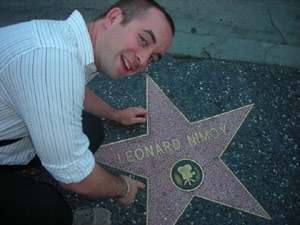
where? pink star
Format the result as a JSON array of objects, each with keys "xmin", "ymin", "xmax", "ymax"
[{"xmin": 94, "ymin": 76, "xmax": 271, "ymax": 225}]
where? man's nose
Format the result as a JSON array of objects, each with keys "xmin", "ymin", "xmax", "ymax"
[{"xmin": 137, "ymin": 51, "xmax": 151, "ymax": 68}]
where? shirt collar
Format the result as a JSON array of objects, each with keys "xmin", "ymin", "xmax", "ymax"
[{"xmin": 66, "ymin": 10, "xmax": 94, "ymax": 66}]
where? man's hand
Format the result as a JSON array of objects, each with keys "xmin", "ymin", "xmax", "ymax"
[
  {"xmin": 84, "ymin": 88, "xmax": 147, "ymax": 126},
  {"xmin": 116, "ymin": 107, "xmax": 147, "ymax": 126},
  {"xmin": 116, "ymin": 175, "xmax": 146, "ymax": 206},
  {"xmin": 59, "ymin": 163, "xmax": 145, "ymax": 206}
]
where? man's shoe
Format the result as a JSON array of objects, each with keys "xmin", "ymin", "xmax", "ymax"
[{"xmin": 73, "ymin": 207, "xmax": 112, "ymax": 225}]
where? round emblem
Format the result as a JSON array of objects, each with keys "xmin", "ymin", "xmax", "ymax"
[{"xmin": 170, "ymin": 158, "xmax": 204, "ymax": 192}]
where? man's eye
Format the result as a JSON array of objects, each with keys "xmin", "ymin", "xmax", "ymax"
[
  {"xmin": 140, "ymin": 35, "xmax": 147, "ymax": 45},
  {"xmin": 150, "ymin": 56, "xmax": 155, "ymax": 63}
]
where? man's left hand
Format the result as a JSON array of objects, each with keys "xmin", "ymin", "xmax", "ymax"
[{"xmin": 116, "ymin": 107, "xmax": 147, "ymax": 126}]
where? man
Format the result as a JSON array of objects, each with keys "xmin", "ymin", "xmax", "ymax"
[{"xmin": 0, "ymin": 0, "xmax": 174, "ymax": 224}]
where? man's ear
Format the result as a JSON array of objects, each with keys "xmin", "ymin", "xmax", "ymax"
[{"xmin": 104, "ymin": 7, "xmax": 123, "ymax": 29}]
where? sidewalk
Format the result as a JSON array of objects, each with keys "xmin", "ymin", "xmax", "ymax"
[
  {"xmin": 0, "ymin": 0, "xmax": 299, "ymax": 68},
  {"xmin": 163, "ymin": 0, "xmax": 300, "ymax": 68}
]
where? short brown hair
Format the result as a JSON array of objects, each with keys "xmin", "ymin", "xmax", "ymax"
[{"xmin": 94, "ymin": 0, "xmax": 175, "ymax": 35}]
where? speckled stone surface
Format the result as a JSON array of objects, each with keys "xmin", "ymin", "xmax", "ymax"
[{"xmin": 19, "ymin": 54, "xmax": 299, "ymax": 225}]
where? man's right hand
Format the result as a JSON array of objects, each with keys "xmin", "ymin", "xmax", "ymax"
[
  {"xmin": 116, "ymin": 175, "xmax": 146, "ymax": 206},
  {"xmin": 59, "ymin": 164, "xmax": 145, "ymax": 206}
]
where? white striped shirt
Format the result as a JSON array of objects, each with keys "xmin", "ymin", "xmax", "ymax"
[{"xmin": 0, "ymin": 10, "xmax": 98, "ymax": 183}]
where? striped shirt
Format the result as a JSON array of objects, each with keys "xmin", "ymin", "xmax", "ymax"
[{"xmin": 0, "ymin": 10, "xmax": 98, "ymax": 183}]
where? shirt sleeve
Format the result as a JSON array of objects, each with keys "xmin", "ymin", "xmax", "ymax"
[{"xmin": 6, "ymin": 48, "xmax": 95, "ymax": 183}]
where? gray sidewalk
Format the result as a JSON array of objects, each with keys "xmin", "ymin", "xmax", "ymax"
[
  {"xmin": 0, "ymin": 0, "xmax": 299, "ymax": 68},
  {"xmin": 165, "ymin": 0, "xmax": 300, "ymax": 68}
]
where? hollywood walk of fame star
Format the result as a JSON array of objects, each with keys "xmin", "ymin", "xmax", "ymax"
[{"xmin": 94, "ymin": 76, "xmax": 271, "ymax": 225}]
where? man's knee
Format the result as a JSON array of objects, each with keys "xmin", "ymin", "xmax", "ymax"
[{"xmin": 0, "ymin": 173, "xmax": 72, "ymax": 225}]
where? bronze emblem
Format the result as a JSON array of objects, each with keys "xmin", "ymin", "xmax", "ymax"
[{"xmin": 170, "ymin": 158, "xmax": 204, "ymax": 192}]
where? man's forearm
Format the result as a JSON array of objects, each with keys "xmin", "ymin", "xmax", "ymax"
[
  {"xmin": 59, "ymin": 163, "xmax": 127, "ymax": 199},
  {"xmin": 84, "ymin": 87, "xmax": 119, "ymax": 122},
  {"xmin": 84, "ymin": 87, "xmax": 148, "ymax": 126}
]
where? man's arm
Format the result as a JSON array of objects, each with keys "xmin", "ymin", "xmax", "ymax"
[
  {"xmin": 59, "ymin": 162, "xmax": 145, "ymax": 205},
  {"xmin": 84, "ymin": 87, "xmax": 147, "ymax": 125}
]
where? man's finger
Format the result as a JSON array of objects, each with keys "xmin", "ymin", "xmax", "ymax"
[
  {"xmin": 136, "ymin": 181, "xmax": 146, "ymax": 189},
  {"xmin": 132, "ymin": 117, "xmax": 147, "ymax": 124},
  {"xmin": 132, "ymin": 108, "xmax": 147, "ymax": 117}
]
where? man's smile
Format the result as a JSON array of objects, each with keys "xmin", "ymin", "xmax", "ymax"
[{"xmin": 121, "ymin": 55, "xmax": 132, "ymax": 73}]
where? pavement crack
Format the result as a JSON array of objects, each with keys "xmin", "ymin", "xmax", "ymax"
[
  {"xmin": 268, "ymin": 10, "xmax": 287, "ymax": 45},
  {"xmin": 201, "ymin": 39, "xmax": 227, "ymax": 59},
  {"xmin": 201, "ymin": 42, "xmax": 215, "ymax": 58},
  {"xmin": 234, "ymin": 63, "xmax": 251, "ymax": 92},
  {"xmin": 202, "ymin": 49, "xmax": 211, "ymax": 58},
  {"xmin": 263, "ymin": 44, "xmax": 278, "ymax": 63}
]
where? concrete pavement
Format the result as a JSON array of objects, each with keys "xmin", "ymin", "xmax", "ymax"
[
  {"xmin": 0, "ymin": 0, "xmax": 299, "ymax": 68},
  {"xmin": 163, "ymin": 0, "xmax": 300, "ymax": 68}
]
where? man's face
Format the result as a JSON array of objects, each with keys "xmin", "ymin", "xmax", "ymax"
[{"xmin": 95, "ymin": 7, "xmax": 173, "ymax": 80}]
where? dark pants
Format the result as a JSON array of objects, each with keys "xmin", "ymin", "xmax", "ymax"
[{"xmin": 0, "ymin": 111, "xmax": 105, "ymax": 225}]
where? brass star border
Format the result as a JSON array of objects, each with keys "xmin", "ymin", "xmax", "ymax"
[{"xmin": 95, "ymin": 76, "xmax": 272, "ymax": 225}]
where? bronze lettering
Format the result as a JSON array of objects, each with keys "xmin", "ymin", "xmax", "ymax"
[
  {"xmin": 172, "ymin": 139, "xmax": 181, "ymax": 151},
  {"xmin": 145, "ymin": 145, "xmax": 155, "ymax": 157},
  {"xmin": 209, "ymin": 128, "xmax": 219, "ymax": 139},
  {"xmin": 156, "ymin": 143, "xmax": 164, "ymax": 155},
  {"xmin": 220, "ymin": 125, "xmax": 227, "ymax": 136},
  {"xmin": 186, "ymin": 134, "xmax": 197, "ymax": 146},
  {"xmin": 117, "ymin": 153, "xmax": 126, "ymax": 165},
  {"xmin": 135, "ymin": 148, "xmax": 144, "ymax": 160},
  {"xmin": 163, "ymin": 141, "xmax": 172, "ymax": 152},
  {"xmin": 126, "ymin": 150, "xmax": 134, "ymax": 163},
  {"xmin": 199, "ymin": 131, "xmax": 210, "ymax": 142}
]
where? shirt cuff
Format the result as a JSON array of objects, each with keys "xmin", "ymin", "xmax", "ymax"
[{"xmin": 44, "ymin": 149, "xmax": 95, "ymax": 184}]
